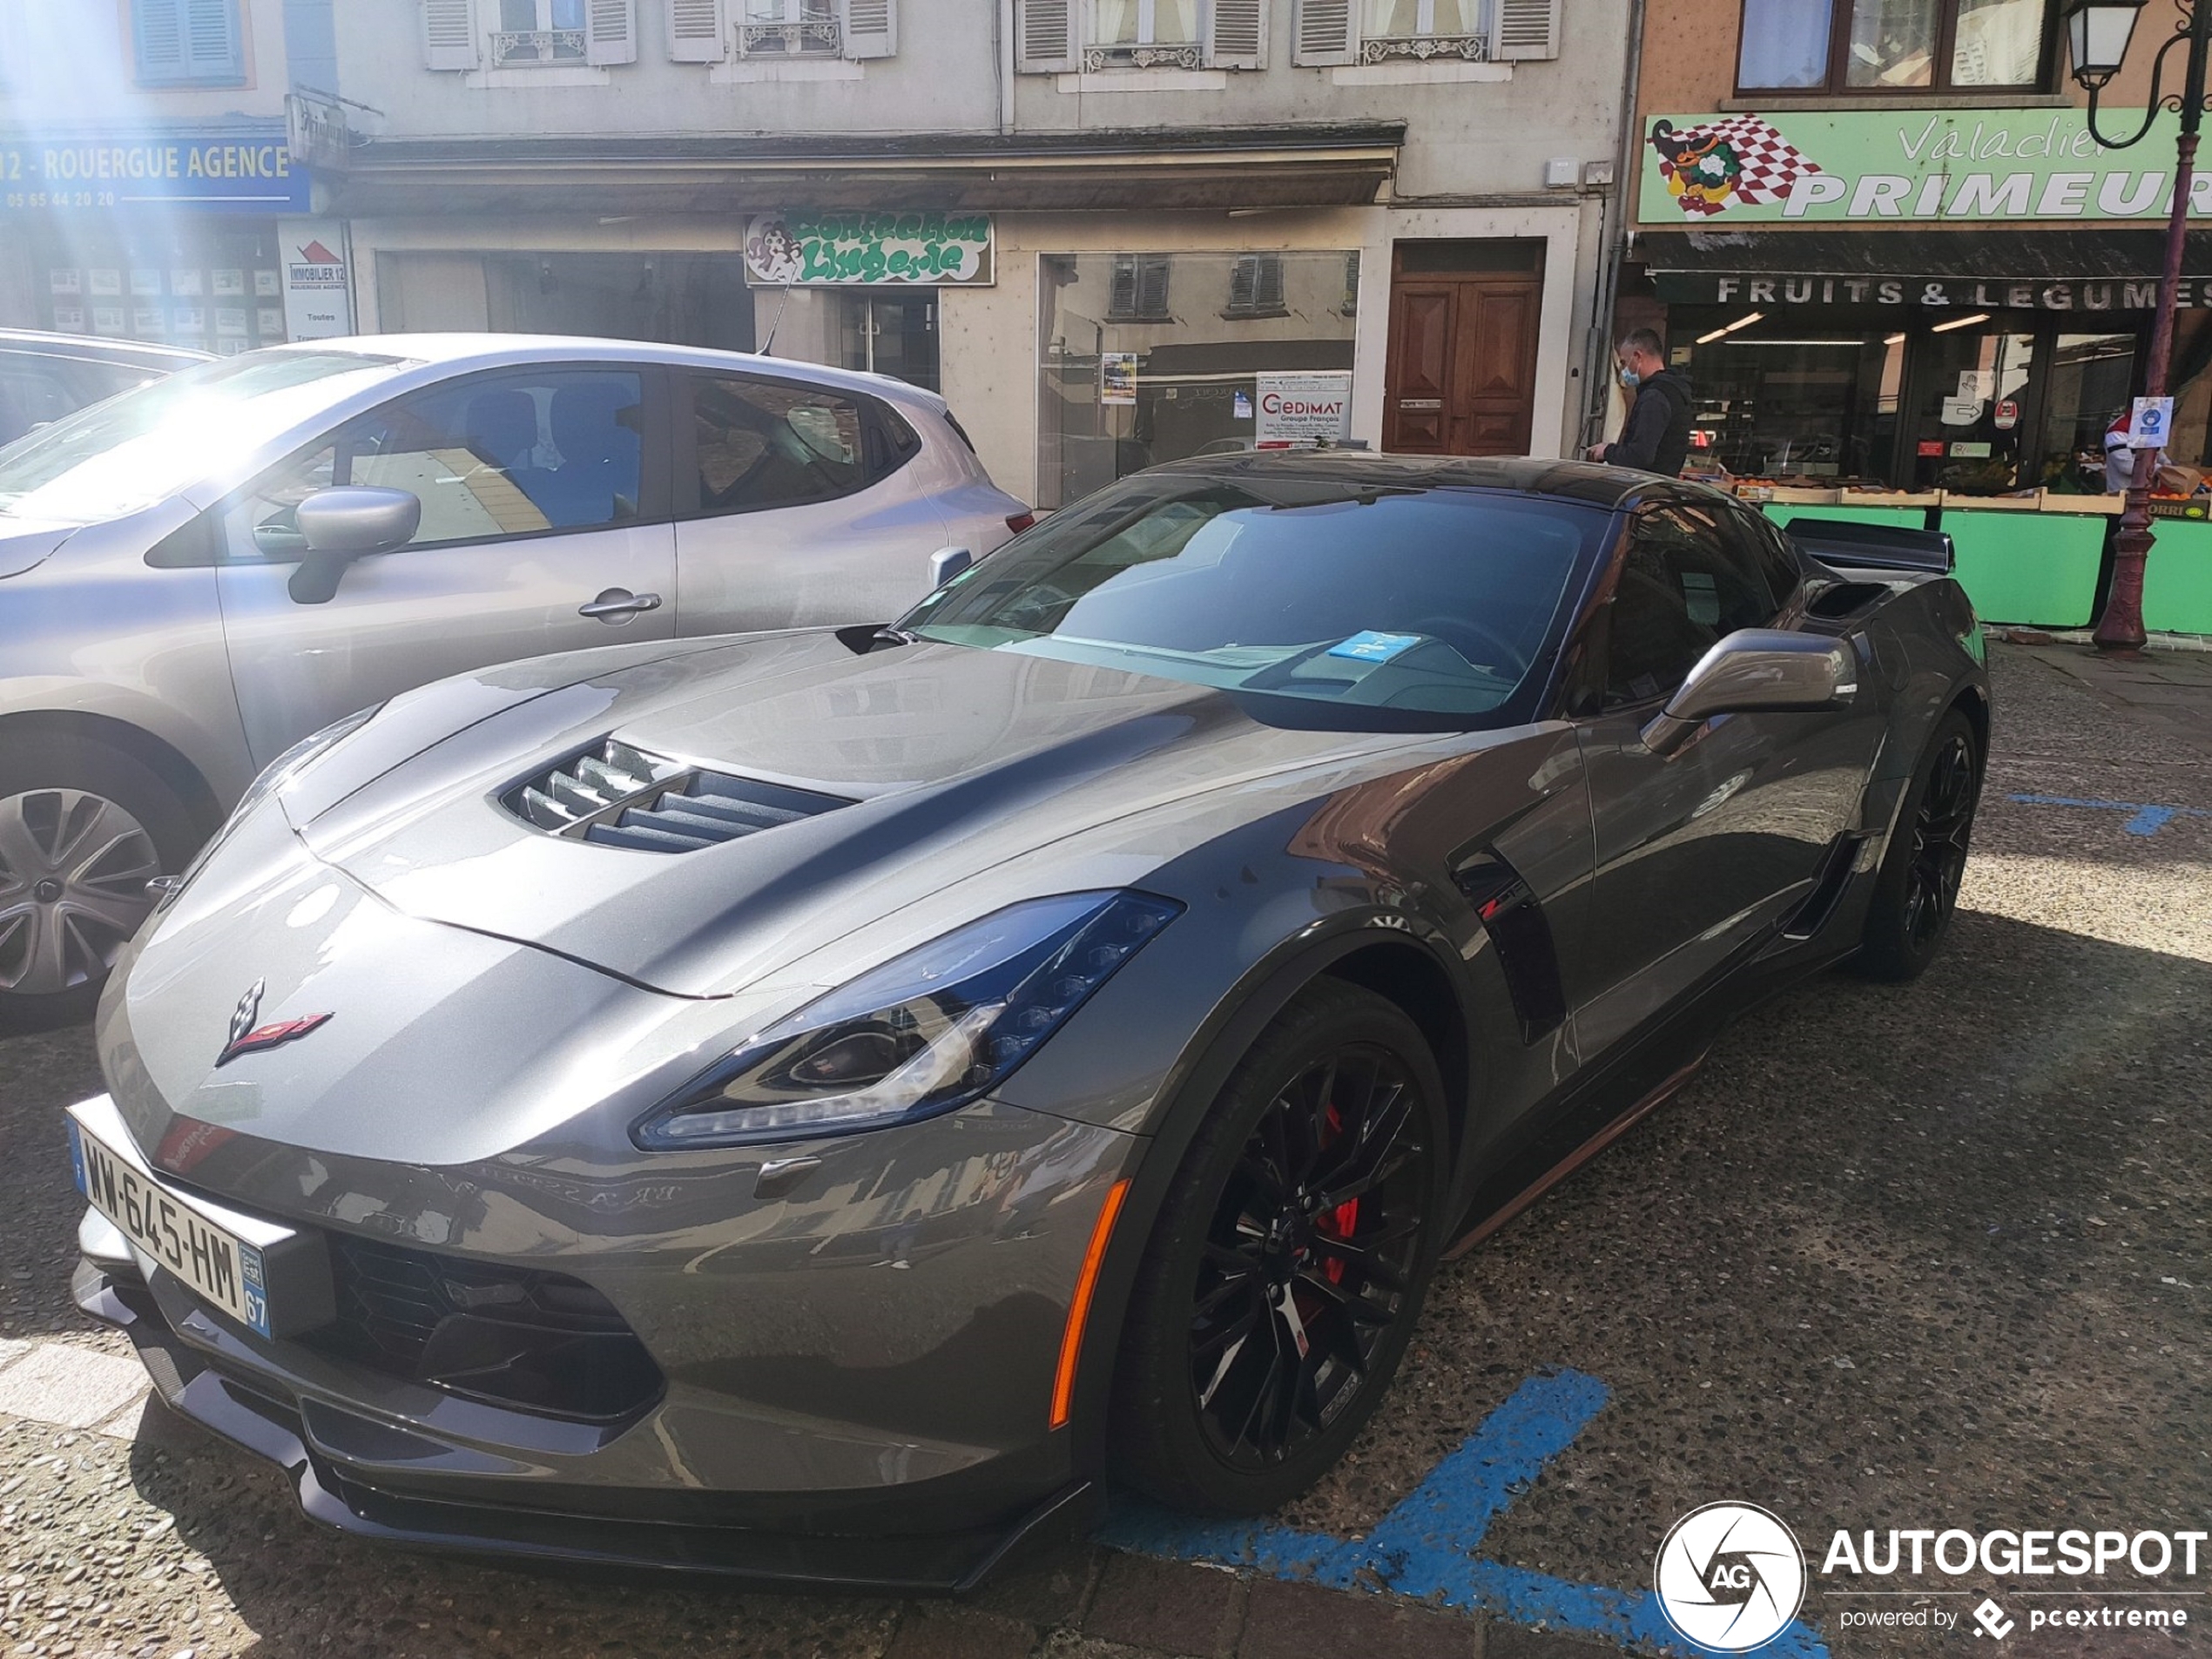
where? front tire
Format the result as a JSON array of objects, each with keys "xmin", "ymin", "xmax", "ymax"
[
  {"xmin": 1851, "ymin": 707, "xmax": 1982, "ymax": 983},
  {"xmin": 0, "ymin": 736, "xmax": 199, "ymax": 1031},
  {"xmin": 1111, "ymin": 980, "xmax": 1450, "ymax": 1514}
]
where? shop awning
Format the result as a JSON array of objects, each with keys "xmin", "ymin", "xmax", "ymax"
[{"xmin": 327, "ymin": 123, "xmax": 1403, "ymax": 216}]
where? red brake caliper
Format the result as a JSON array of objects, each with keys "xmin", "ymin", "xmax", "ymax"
[{"xmin": 1315, "ymin": 1105, "xmax": 1359, "ymax": 1284}]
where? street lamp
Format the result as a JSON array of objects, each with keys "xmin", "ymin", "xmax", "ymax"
[{"xmin": 2064, "ymin": 0, "xmax": 2212, "ymax": 650}]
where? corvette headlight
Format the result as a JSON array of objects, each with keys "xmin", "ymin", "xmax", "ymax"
[
  {"xmin": 633, "ymin": 890, "xmax": 1182, "ymax": 1150},
  {"xmin": 156, "ymin": 704, "xmax": 383, "ymax": 912}
]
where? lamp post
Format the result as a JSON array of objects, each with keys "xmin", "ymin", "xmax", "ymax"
[{"xmin": 2065, "ymin": 0, "xmax": 2212, "ymax": 650}]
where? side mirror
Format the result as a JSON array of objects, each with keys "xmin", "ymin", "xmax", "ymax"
[
  {"xmin": 287, "ymin": 487, "xmax": 421, "ymax": 605},
  {"xmin": 927, "ymin": 545, "xmax": 974, "ymax": 589},
  {"xmin": 1641, "ymin": 629, "xmax": 1858, "ymax": 757}
]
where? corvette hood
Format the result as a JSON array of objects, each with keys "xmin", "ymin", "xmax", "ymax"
[
  {"xmin": 297, "ymin": 631, "xmax": 1426, "ymax": 996},
  {"xmin": 0, "ymin": 516, "xmax": 79, "ymax": 579}
]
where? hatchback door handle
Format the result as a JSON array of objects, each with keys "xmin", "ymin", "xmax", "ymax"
[{"xmin": 579, "ymin": 589, "xmax": 662, "ymax": 621}]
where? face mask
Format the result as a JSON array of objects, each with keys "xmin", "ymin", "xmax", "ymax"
[{"xmin": 1618, "ymin": 365, "xmax": 1642, "ymax": 390}]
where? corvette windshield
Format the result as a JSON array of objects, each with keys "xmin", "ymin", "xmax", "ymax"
[
  {"xmin": 905, "ymin": 472, "xmax": 1602, "ymax": 720},
  {"xmin": 0, "ymin": 350, "xmax": 405, "ymax": 523}
]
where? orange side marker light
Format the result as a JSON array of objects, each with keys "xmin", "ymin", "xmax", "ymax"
[{"xmin": 1049, "ymin": 1176, "xmax": 1131, "ymax": 1429}]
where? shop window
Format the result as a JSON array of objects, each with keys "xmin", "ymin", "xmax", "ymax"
[
  {"xmin": 1037, "ymin": 250, "xmax": 1359, "ymax": 509},
  {"xmin": 1224, "ymin": 254, "xmax": 1288, "ymax": 318},
  {"xmin": 1606, "ymin": 504, "xmax": 1775, "ymax": 706},
  {"xmin": 1737, "ymin": 0, "xmax": 2050, "ymax": 92},
  {"xmin": 1109, "ymin": 255, "xmax": 1174, "ymax": 321},
  {"xmin": 132, "ymin": 0, "xmax": 245, "ymax": 85},
  {"xmin": 684, "ymin": 374, "xmax": 873, "ymax": 516},
  {"xmin": 227, "ymin": 370, "xmax": 647, "ymax": 558}
]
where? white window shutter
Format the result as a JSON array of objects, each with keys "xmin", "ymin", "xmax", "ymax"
[
  {"xmin": 840, "ymin": 0, "xmax": 894, "ymax": 57},
  {"xmin": 586, "ymin": 0, "xmax": 638, "ymax": 64},
  {"xmin": 1492, "ymin": 0, "xmax": 1559, "ymax": 59},
  {"xmin": 1204, "ymin": 0, "xmax": 1264, "ymax": 67},
  {"xmin": 1015, "ymin": 0, "xmax": 1077, "ymax": 71},
  {"xmin": 421, "ymin": 0, "xmax": 478, "ymax": 68},
  {"xmin": 1291, "ymin": 0, "xmax": 1355, "ymax": 64},
  {"xmin": 666, "ymin": 0, "xmax": 725, "ymax": 60}
]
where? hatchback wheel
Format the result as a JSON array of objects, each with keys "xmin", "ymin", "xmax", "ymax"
[
  {"xmin": 1112, "ymin": 980, "xmax": 1448, "ymax": 1514},
  {"xmin": 1851, "ymin": 708, "xmax": 1982, "ymax": 983},
  {"xmin": 0, "ymin": 738, "xmax": 199, "ymax": 1030}
]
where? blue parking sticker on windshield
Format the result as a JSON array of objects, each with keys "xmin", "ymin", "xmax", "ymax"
[{"xmin": 1328, "ymin": 631, "xmax": 1422, "ymax": 663}]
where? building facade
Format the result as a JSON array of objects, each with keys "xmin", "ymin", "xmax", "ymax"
[
  {"xmin": 293, "ymin": 0, "xmax": 1626, "ymax": 505},
  {"xmin": 0, "ymin": 1, "xmax": 352, "ymax": 354},
  {"xmin": 1618, "ymin": 0, "xmax": 2212, "ymax": 496}
]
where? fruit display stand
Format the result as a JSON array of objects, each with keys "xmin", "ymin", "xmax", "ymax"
[
  {"xmin": 2143, "ymin": 502, "xmax": 2212, "ymax": 635},
  {"xmin": 1941, "ymin": 496, "xmax": 2111, "ymax": 629}
]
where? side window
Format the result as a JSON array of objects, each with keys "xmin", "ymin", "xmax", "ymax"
[
  {"xmin": 1605, "ymin": 503, "xmax": 1774, "ymax": 706},
  {"xmin": 0, "ymin": 367, "xmax": 82, "ymax": 448},
  {"xmin": 224, "ymin": 370, "xmax": 644, "ymax": 559},
  {"xmin": 1728, "ymin": 504, "xmax": 1807, "ymax": 611},
  {"xmin": 686, "ymin": 374, "xmax": 869, "ymax": 515}
]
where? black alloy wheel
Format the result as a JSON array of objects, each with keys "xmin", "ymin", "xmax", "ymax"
[
  {"xmin": 1853, "ymin": 707, "xmax": 1983, "ymax": 982},
  {"xmin": 1190, "ymin": 1042, "xmax": 1427, "ymax": 1469},
  {"xmin": 1113, "ymin": 980, "xmax": 1449, "ymax": 1514}
]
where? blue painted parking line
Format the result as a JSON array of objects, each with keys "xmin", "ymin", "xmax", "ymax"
[
  {"xmin": 1098, "ymin": 1368, "xmax": 1831, "ymax": 1658},
  {"xmin": 2007, "ymin": 792, "xmax": 2211, "ymax": 837}
]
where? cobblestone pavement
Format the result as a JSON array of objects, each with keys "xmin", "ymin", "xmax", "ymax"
[{"xmin": 0, "ymin": 641, "xmax": 2203, "ymax": 1659}]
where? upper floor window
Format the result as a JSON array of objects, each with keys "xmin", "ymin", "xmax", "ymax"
[
  {"xmin": 419, "ymin": 0, "xmax": 639, "ymax": 70},
  {"xmin": 738, "ymin": 0, "xmax": 837, "ymax": 55},
  {"xmin": 1289, "ymin": 0, "xmax": 1556, "ymax": 64},
  {"xmin": 1737, "ymin": 0, "xmax": 2049, "ymax": 91},
  {"xmin": 1359, "ymin": 0, "xmax": 1486, "ymax": 60},
  {"xmin": 133, "ymin": 0, "xmax": 246, "ymax": 86},
  {"xmin": 1015, "ymin": 0, "xmax": 1266, "ymax": 72},
  {"xmin": 1092, "ymin": 0, "xmax": 1199, "ymax": 66},
  {"xmin": 495, "ymin": 0, "xmax": 586, "ymax": 64}
]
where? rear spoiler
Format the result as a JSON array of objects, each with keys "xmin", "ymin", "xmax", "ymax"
[{"xmin": 1784, "ymin": 516, "xmax": 1955, "ymax": 576}]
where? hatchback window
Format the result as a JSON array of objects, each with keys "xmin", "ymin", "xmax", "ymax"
[
  {"xmin": 904, "ymin": 470, "xmax": 1602, "ymax": 727},
  {"xmin": 227, "ymin": 369, "xmax": 644, "ymax": 557},
  {"xmin": 0, "ymin": 350, "xmax": 401, "ymax": 523},
  {"xmin": 686, "ymin": 374, "xmax": 869, "ymax": 514}
]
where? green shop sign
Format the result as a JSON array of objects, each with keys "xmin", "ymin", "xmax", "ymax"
[
  {"xmin": 744, "ymin": 212, "xmax": 995, "ymax": 287},
  {"xmin": 1639, "ymin": 107, "xmax": 2207, "ymax": 225}
]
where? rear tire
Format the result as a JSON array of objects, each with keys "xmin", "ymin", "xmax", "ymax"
[
  {"xmin": 1110, "ymin": 980, "xmax": 1450, "ymax": 1514},
  {"xmin": 1851, "ymin": 708, "xmax": 1982, "ymax": 983},
  {"xmin": 0, "ymin": 735, "xmax": 199, "ymax": 1032}
]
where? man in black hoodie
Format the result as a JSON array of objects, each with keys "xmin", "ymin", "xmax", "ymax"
[{"xmin": 1584, "ymin": 327, "xmax": 1694, "ymax": 476}]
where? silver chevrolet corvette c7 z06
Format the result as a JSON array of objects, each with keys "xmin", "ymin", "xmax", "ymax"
[{"xmin": 68, "ymin": 455, "xmax": 1988, "ymax": 1588}]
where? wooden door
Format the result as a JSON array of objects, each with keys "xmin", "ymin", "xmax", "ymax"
[{"xmin": 1384, "ymin": 243, "xmax": 1544, "ymax": 455}]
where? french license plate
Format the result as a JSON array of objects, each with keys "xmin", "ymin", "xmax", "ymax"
[{"xmin": 68, "ymin": 1116, "xmax": 271, "ymax": 1339}]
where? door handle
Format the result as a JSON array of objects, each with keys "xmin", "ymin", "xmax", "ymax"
[{"xmin": 579, "ymin": 589, "xmax": 663, "ymax": 621}]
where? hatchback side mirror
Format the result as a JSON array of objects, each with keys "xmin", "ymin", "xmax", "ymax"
[
  {"xmin": 287, "ymin": 486, "xmax": 422, "ymax": 605},
  {"xmin": 1641, "ymin": 629, "xmax": 1858, "ymax": 756},
  {"xmin": 927, "ymin": 545, "xmax": 974, "ymax": 589}
]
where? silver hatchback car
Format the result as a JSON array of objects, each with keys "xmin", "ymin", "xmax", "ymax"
[{"xmin": 0, "ymin": 335, "xmax": 1028, "ymax": 1023}]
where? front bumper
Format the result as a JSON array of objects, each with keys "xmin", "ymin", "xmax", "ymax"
[
  {"xmin": 69, "ymin": 1064, "xmax": 1144, "ymax": 1588},
  {"xmin": 76, "ymin": 1244, "xmax": 1094, "ymax": 1589}
]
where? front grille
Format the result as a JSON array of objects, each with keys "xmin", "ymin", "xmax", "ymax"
[
  {"xmin": 502, "ymin": 739, "xmax": 851, "ymax": 854},
  {"xmin": 305, "ymin": 1233, "xmax": 662, "ymax": 1421}
]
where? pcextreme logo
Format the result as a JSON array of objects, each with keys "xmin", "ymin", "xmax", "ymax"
[{"xmin": 1655, "ymin": 1502, "xmax": 1808, "ymax": 1652}]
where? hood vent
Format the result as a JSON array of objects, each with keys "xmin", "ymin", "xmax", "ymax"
[{"xmin": 502, "ymin": 739, "xmax": 853, "ymax": 854}]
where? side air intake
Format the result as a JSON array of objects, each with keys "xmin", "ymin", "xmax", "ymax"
[{"xmin": 502, "ymin": 740, "xmax": 853, "ymax": 854}]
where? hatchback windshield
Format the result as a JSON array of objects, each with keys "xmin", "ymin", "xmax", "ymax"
[
  {"xmin": 903, "ymin": 470, "xmax": 1603, "ymax": 724},
  {"xmin": 0, "ymin": 350, "xmax": 406, "ymax": 523}
]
